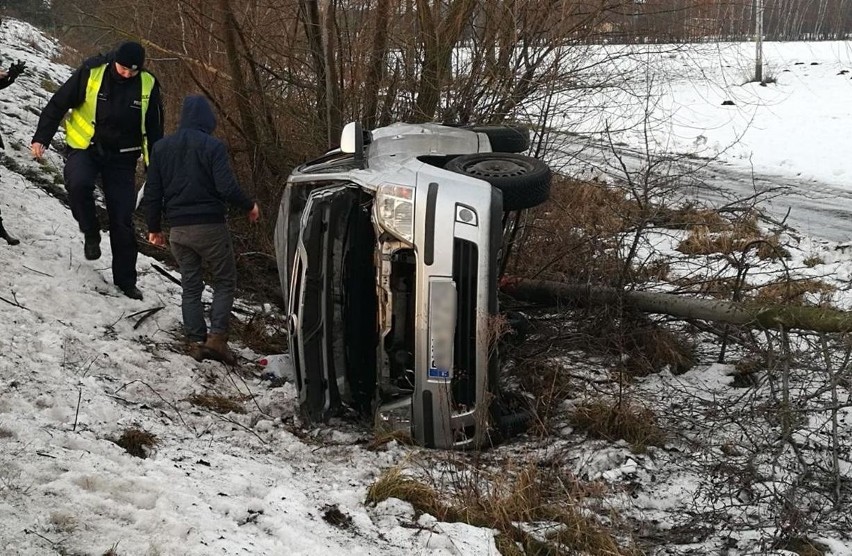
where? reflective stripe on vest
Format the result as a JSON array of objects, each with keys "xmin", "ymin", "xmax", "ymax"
[{"xmin": 64, "ymin": 65, "xmax": 155, "ymax": 164}]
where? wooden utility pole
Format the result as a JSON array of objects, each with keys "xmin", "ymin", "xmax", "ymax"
[{"xmin": 755, "ymin": 0, "xmax": 764, "ymax": 82}]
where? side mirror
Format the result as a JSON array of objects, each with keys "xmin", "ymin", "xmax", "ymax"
[{"xmin": 340, "ymin": 122, "xmax": 363, "ymax": 154}]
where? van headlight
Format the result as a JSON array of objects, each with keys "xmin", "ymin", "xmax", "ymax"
[{"xmin": 375, "ymin": 183, "xmax": 415, "ymax": 243}]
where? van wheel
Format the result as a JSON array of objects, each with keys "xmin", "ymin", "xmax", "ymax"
[
  {"xmin": 446, "ymin": 153, "xmax": 551, "ymax": 211},
  {"xmin": 470, "ymin": 125, "xmax": 531, "ymax": 153}
]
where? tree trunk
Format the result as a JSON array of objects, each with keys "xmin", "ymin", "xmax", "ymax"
[
  {"xmin": 502, "ymin": 279, "xmax": 852, "ymax": 334},
  {"xmin": 322, "ymin": 0, "xmax": 342, "ymax": 146},
  {"xmin": 412, "ymin": 0, "xmax": 477, "ymax": 122},
  {"xmin": 299, "ymin": 0, "xmax": 328, "ymax": 133},
  {"xmin": 219, "ymin": 0, "xmax": 260, "ymax": 150},
  {"xmin": 363, "ymin": 0, "xmax": 391, "ymax": 130}
]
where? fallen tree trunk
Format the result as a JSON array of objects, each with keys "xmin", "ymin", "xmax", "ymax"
[{"xmin": 501, "ymin": 279, "xmax": 852, "ymax": 334}]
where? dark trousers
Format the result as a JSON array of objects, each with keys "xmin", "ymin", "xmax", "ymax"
[
  {"xmin": 169, "ymin": 223, "xmax": 237, "ymax": 341},
  {"xmin": 64, "ymin": 148, "xmax": 139, "ymax": 288}
]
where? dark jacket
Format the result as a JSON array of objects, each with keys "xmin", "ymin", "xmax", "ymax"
[
  {"xmin": 143, "ymin": 95, "xmax": 254, "ymax": 232},
  {"xmin": 0, "ymin": 70, "xmax": 18, "ymax": 90},
  {"xmin": 0, "ymin": 59, "xmax": 24, "ymax": 90},
  {"xmin": 32, "ymin": 51, "xmax": 164, "ymax": 152}
]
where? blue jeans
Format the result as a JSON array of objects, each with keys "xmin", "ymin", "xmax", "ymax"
[{"xmin": 169, "ymin": 223, "xmax": 236, "ymax": 342}]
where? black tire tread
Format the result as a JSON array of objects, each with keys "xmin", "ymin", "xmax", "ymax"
[
  {"xmin": 470, "ymin": 125, "xmax": 531, "ymax": 153},
  {"xmin": 446, "ymin": 153, "xmax": 551, "ymax": 211}
]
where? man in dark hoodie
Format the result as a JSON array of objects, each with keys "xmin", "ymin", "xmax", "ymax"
[
  {"xmin": 143, "ymin": 95, "xmax": 259, "ymax": 364},
  {"xmin": 31, "ymin": 41, "xmax": 164, "ymax": 300}
]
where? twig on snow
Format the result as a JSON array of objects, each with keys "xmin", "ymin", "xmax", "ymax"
[
  {"xmin": 0, "ymin": 292, "xmax": 29, "ymax": 311},
  {"xmin": 127, "ymin": 306, "xmax": 165, "ymax": 329},
  {"xmin": 151, "ymin": 263, "xmax": 181, "ymax": 285}
]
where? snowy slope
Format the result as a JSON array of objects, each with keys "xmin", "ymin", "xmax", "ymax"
[{"xmin": 0, "ymin": 19, "xmax": 498, "ymax": 556}]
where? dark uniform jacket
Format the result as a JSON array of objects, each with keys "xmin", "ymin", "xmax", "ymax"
[
  {"xmin": 143, "ymin": 95, "xmax": 254, "ymax": 233},
  {"xmin": 32, "ymin": 52, "xmax": 164, "ymax": 153}
]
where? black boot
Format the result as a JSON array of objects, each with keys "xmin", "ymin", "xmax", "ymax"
[
  {"xmin": 84, "ymin": 232, "xmax": 101, "ymax": 260},
  {"xmin": 0, "ymin": 219, "xmax": 19, "ymax": 246}
]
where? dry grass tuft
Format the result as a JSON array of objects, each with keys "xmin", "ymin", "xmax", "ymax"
[
  {"xmin": 677, "ymin": 224, "xmax": 789, "ymax": 260},
  {"xmin": 40, "ymin": 78, "xmax": 60, "ymax": 94},
  {"xmin": 619, "ymin": 322, "xmax": 695, "ymax": 376},
  {"xmin": 494, "ymin": 534, "xmax": 525, "ymax": 556},
  {"xmin": 676, "ymin": 225, "xmax": 737, "ymax": 255},
  {"xmin": 753, "ymin": 233, "xmax": 791, "ymax": 260},
  {"xmin": 638, "ymin": 259, "xmax": 672, "ymax": 282},
  {"xmin": 186, "ymin": 393, "xmax": 247, "ymax": 414},
  {"xmin": 487, "ymin": 312, "xmax": 512, "ymax": 356},
  {"xmin": 505, "ymin": 178, "xmax": 637, "ymax": 283},
  {"xmin": 729, "ymin": 356, "xmax": 766, "ymax": 388},
  {"xmin": 366, "ymin": 467, "xmax": 447, "ymax": 517},
  {"xmin": 506, "ymin": 179, "xmax": 749, "ymax": 287},
  {"xmin": 803, "ymin": 255, "xmax": 824, "ymax": 268},
  {"xmin": 229, "ymin": 312, "xmax": 288, "ymax": 355},
  {"xmin": 651, "ymin": 204, "xmax": 732, "ymax": 232},
  {"xmin": 367, "ymin": 463, "xmax": 633, "ymax": 555},
  {"xmin": 366, "ymin": 428, "xmax": 415, "ymax": 450},
  {"xmin": 753, "ymin": 278, "xmax": 836, "ymax": 306},
  {"xmin": 773, "ymin": 536, "xmax": 829, "ymax": 556},
  {"xmin": 113, "ymin": 428, "xmax": 158, "ymax": 459},
  {"xmin": 673, "ymin": 275, "xmax": 741, "ymax": 299},
  {"xmin": 321, "ymin": 504, "xmax": 353, "ymax": 529},
  {"xmin": 569, "ymin": 399, "xmax": 667, "ymax": 452},
  {"xmin": 512, "ymin": 359, "xmax": 575, "ymax": 433},
  {"xmin": 49, "ymin": 511, "xmax": 77, "ymax": 533},
  {"xmin": 579, "ymin": 311, "xmax": 695, "ymax": 376},
  {"xmin": 547, "ymin": 177, "xmax": 641, "ymax": 235}
]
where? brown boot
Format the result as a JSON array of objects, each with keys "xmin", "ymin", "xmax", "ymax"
[
  {"xmin": 201, "ymin": 332, "xmax": 236, "ymax": 365},
  {"xmin": 188, "ymin": 342, "xmax": 206, "ymax": 362}
]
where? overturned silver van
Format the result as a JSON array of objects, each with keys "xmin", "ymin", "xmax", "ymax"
[{"xmin": 274, "ymin": 122, "xmax": 551, "ymax": 449}]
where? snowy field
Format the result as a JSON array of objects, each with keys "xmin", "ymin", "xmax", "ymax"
[{"xmin": 553, "ymin": 40, "xmax": 852, "ymax": 189}]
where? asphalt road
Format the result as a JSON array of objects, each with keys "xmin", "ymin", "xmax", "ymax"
[{"xmin": 558, "ymin": 137, "xmax": 852, "ymax": 243}]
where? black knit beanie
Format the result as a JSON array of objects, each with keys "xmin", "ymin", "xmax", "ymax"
[{"xmin": 115, "ymin": 42, "xmax": 145, "ymax": 70}]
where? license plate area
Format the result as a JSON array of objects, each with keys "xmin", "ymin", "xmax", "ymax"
[{"xmin": 428, "ymin": 279, "xmax": 456, "ymax": 382}]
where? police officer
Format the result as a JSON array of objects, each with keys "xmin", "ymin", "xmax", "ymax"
[{"xmin": 31, "ymin": 41, "xmax": 164, "ymax": 300}]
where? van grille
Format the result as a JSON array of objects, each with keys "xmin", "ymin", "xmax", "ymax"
[{"xmin": 452, "ymin": 239, "xmax": 478, "ymax": 406}]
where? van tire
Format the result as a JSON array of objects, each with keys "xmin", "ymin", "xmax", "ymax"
[
  {"xmin": 470, "ymin": 125, "xmax": 531, "ymax": 153},
  {"xmin": 446, "ymin": 153, "xmax": 551, "ymax": 211}
]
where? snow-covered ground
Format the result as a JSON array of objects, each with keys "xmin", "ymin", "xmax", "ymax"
[
  {"xmin": 3, "ymin": 18, "xmax": 852, "ymax": 556},
  {"xmin": 0, "ymin": 20, "xmax": 498, "ymax": 556}
]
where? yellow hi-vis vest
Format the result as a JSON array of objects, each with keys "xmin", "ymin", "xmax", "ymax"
[{"xmin": 63, "ymin": 64, "xmax": 155, "ymax": 164}]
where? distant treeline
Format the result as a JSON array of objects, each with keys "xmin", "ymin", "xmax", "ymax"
[
  {"xmin": 3, "ymin": 0, "xmax": 851, "ymax": 45},
  {"xmin": 603, "ymin": 0, "xmax": 852, "ymax": 43}
]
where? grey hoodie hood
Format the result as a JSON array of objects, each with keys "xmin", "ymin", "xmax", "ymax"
[{"xmin": 179, "ymin": 95, "xmax": 217, "ymax": 134}]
